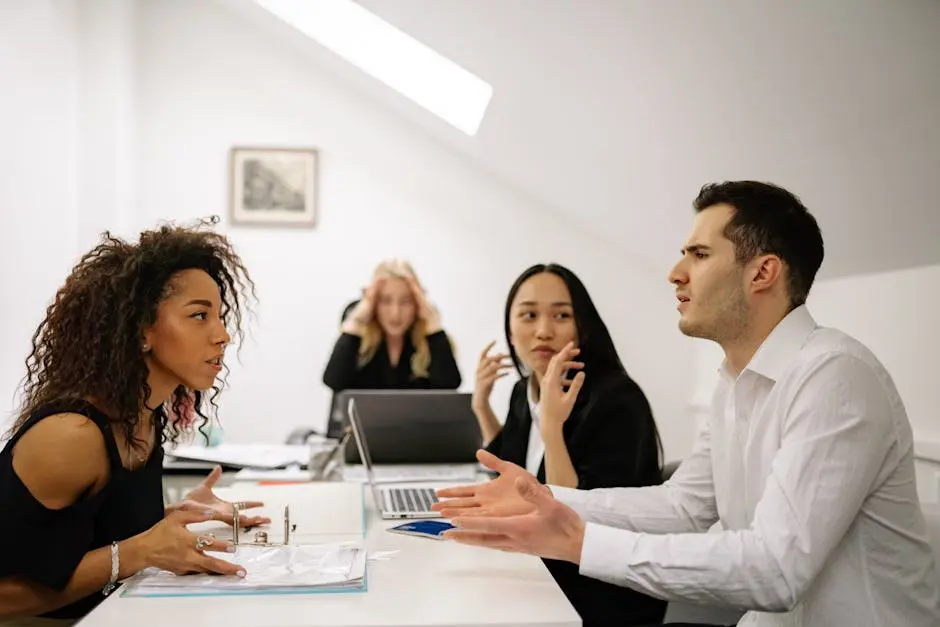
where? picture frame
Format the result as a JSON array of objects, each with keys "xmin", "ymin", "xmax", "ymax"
[{"xmin": 229, "ymin": 147, "xmax": 318, "ymax": 227}]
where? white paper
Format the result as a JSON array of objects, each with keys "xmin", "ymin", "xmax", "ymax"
[
  {"xmin": 166, "ymin": 443, "xmax": 315, "ymax": 469},
  {"xmin": 233, "ymin": 467, "xmax": 313, "ymax": 482}
]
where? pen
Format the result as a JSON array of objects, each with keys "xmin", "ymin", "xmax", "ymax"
[{"xmin": 284, "ymin": 505, "xmax": 290, "ymax": 545}]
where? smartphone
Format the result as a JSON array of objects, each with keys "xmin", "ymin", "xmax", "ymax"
[{"xmin": 387, "ymin": 520, "xmax": 455, "ymax": 540}]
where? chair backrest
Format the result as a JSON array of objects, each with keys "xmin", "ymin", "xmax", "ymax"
[{"xmin": 662, "ymin": 460, "xmax": 681, "ymax": 481}]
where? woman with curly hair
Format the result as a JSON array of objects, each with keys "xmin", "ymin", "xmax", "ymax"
[{"xmin": 0, "ymin": 219, "xmax": 267, "ymax": 625}]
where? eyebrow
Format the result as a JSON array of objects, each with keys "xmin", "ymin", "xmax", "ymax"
[
  {"xmin": 681, "ymin": 244, "xmax": 711, "ymax": 255},
  {"xmin": 184, "ymin": 299, "xmax": 214, "ymax": 308},
  {"xmin": 515, "ymin": 300, "xmax": 573, "ymax": 307}
]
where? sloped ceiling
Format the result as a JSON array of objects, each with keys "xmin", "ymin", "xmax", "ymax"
[{"xmin": 227, "ymin": 0, "xmax": 940, "ymax": 279}]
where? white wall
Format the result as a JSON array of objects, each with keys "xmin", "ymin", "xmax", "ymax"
[
  {"xmin": 131, "ymin": 0, "xmax": 696, "ymax": 458},
  {"xmin": 0, "ymin": 1, "xmax": 82, "ymax": 433},
  {"xmin": 75, "ymin": 0, "xmax": 139, "ymax": 248}
]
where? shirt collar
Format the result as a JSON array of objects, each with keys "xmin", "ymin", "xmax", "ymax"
[
  {"xmin": 719, "ymin": 305, "xmax": 819, "ymax": 382},
  {"xmin": 526, "ymin": 377, "xmax": 540, "ymax": 413}
]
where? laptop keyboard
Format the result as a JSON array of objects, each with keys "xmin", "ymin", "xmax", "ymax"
[{"xmin": 389, "ymin": 487, "xmax": 438, "ymax": 513}]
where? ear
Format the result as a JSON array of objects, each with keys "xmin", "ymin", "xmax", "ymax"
[
  {"xmin": 748, "ymin": 254, "xmax": 784, "ymax": 295},
  {"xmin": 142, "ymin": 326, "xmax": 156, "ymax": 354}
]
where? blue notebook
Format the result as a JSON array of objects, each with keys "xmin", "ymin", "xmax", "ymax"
[{"xmin": 387, "ymin": 520, "xmax": 455, "ymax": 540}]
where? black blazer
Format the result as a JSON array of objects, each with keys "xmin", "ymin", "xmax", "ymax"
[{"xmin": 486, "ymin": 373, "xmax": 666, "ymax": 627}]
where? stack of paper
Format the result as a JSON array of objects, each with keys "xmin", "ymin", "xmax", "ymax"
[
  {"xmin": 166, "ymin": 443, "xmax": 315, "ymax": 469},
  {"xmin": 121, "ymin": 541, "xmax": 367, "ymax": 596},
  {"xmin": 233, "ymin": 466, "xmax": 313, "ymax": 482}
]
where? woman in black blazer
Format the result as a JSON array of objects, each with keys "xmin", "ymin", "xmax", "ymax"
[
  {"xmin": 323, "ymin": 259, "xmax": 461, "ymax": 433},
  {"xmin": 472, "ymin": 263, "xmax": 666, "ymax": 627}
]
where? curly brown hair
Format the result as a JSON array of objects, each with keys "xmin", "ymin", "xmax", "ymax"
[{"xmin": 5, "ymin": 217, "xmax": 256, "ymax": 451}]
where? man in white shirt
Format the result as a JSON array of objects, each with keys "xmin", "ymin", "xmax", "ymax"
[{"xmin": 434, "ymin": 181, "xmax": 940, "ymax": 626}]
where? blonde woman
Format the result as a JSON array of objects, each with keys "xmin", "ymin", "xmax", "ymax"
[{"xmin": 322, "ymin": 260, "xmax": 461, "ymax": 430}]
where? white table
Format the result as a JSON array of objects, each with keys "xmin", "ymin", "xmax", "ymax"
[{"xmin": 76, "ymin": 481, "xmax": 582, "ymax": 627}]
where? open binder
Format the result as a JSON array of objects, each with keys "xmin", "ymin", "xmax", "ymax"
[
  {"xmin": 120, "ymin": 541, "xmax": 367, "ymax": 597},
  {"xmin": 122, "ymin": 482, "xmax": 368, "ymax": 597}
]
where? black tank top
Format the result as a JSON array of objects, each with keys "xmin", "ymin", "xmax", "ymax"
[{"xmin": 0, "ymin": 399, "xmax": 164, "ymax": 619}]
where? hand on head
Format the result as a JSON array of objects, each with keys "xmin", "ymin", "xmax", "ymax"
[
  {"xmin": 352, "ymin": 277, "xmax": 384, "ymax": 325},
  {"xmin": 342, "ymin": 277, "xmax": 384, "ymax": 332}
]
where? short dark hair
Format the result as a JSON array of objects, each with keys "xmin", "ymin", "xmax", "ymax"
[{"xmin": 693, "ymin": 181, "xmax": 824, "ymax": 308}]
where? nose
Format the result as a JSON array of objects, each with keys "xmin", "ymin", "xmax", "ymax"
[
  {"xmin": 668, "ymin": 258, "xmax": 688, "ymax": 286},
  {"xmin": 214, "ymin": 319, "xmax": 231, "ymax": 347},
  {"xmin": 535, "ymin": 315, "xmax": 554, "ymax": 339}
]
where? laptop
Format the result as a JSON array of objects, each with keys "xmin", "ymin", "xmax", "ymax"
[
  {"xmin": 347, "ymin": 398, "xmax": 442, "ymax": 519},
  {"xmin": 335, "ymin": 390, "xmax": 482, "ymax": 465}
]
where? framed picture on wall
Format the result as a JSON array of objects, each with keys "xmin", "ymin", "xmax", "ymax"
[{"xmin": 229, "ymin": 147, "xmax": 318, "ymax": 227}]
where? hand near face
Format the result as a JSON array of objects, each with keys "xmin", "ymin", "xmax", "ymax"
[
  {"xmin": 342, "ymin": 278, "xmax": 383, "ymax": 334},
  {"xmin": 443, "ymin": 472, "xmax": 586, "ymax": 565},
  {"xmin": 472, "ymin": 341, "xmax": 513, "ymax": 410},
  {"xmin": 538, "ymin": 342, "xmax": 585, "ymax": 432},
  {"xmin": 406, "ymin": 276, "xmax": 442, "ymax": 333},
  {"xmin": 358, "ymin": 277, "xmax": 384, "ymax": 323}
]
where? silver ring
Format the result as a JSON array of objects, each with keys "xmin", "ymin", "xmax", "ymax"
[
  {"xmin": 195, "ymin": 535, "xmax": 213, "ymax": 551},
  {"xmin": 232, "ymin": 501, "xmax": 248, "ymax": 509}
]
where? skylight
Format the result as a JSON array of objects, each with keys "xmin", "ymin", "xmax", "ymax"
[{"xmin": 253, "ymin": 0, "xmax": 493, "ymax": 136}]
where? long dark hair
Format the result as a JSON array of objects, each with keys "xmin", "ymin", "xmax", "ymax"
[
  {"xmin": 504, "ymin": 263, "xmax": 663, "ymax": 474},
  {"xmin": 503, "ymin": 263, "xmax": 626, "ymax": 379},
  {"xmin": 6, "ymin": 217, "xmax": 256, "ymax": 453}
]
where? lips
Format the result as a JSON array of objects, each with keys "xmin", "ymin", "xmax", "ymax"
[{"xmin": 205, "ymin": 355, "xmax": 223, "ymax": 371}]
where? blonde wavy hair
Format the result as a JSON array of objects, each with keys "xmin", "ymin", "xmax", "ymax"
[{"xmin": 357, "ymin": 259, "xmax": 432, "ymax": 379}]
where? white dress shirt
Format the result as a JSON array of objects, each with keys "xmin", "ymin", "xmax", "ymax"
[
  {"xmin": 552, "ymin": 306, "xmax": 940, "ymax": 626},
  {"xmin": 525, "ymin": 379, "xmax": 545, "ymax": 476}
]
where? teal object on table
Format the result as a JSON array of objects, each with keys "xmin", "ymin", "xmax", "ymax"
[{"xmin": 205, "ymin": 424, "xmax": 224, "ymax": 447}]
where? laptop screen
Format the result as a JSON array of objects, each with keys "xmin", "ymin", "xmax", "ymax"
[{"xmin": 347, "ymin": 399, "xmax": 384, "ymax": 506}]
